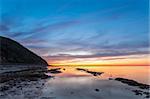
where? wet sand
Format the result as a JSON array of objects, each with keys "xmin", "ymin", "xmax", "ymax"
[{"xmin": 0, "ymin": 66, "xmax": 150, "ymax": 99}]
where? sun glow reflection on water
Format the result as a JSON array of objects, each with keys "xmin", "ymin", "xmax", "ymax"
[{"xmin": 47, "ymin": 66, "xmax": 150, "ymax": 84}]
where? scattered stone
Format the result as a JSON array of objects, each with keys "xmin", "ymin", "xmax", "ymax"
[
  {"xmin": 143, "ymin": 92, "xmax": 150, "ymax": 98},
  {"xmin": 0, "ymin": 69, "xmax": 49, "ymax": 83},
  {"xmin": 131, "ymin": 90, "xmax": 150, "ymax": 98},
  {"xmin": 115, "ymin": 78, "xmax": 150, "ymax": 89},
  {"xmin": 76, "ymin": 68, "xmax": 104, "ymax": 76},
  {"xmin": 47, "ymin": 68, "xmax": 62, "ymax": 74},
  {"xmin": 0, "ymin": 86, "xmax": 9, "ymax": 91},
  {"xmin": 132, "ymin": 90, "xmax": 142, "ymax": 95},
  {"xmin": 95, "ymin": 89, "xmax": 100, "ymax": 92},
  {"xmin": 145, "ymin": 95, "xmax": 150, "ymax": 98},
  {"xmin": 108, "ymin": 78, "xmax": 113, "ymax": 80}
]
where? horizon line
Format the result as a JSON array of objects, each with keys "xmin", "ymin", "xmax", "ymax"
[{"xmin": 48, "ymin": 64, "xmax": 150, "ymax": 66}]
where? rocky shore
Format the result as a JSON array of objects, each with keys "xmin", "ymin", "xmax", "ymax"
[
  {"xmin": 0, "ymin": 66, "xmax": 150, "ymax": 99},
  {"xmin": 115, "ymin": 78, "xmax": 150, "ymax": 89},
  {"xmin": 0, "ymin": 67, "xmax": 49, "ymax": 83},
  {"xmin": 0, "ymin": 36, "xmax": 49, "ymax": 83}
]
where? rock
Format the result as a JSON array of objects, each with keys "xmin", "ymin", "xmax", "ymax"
[
  {"xmin": 47, "ymin": 68, "xmax": 62, "ymax": 74},
  {"xmin": 95, "ymin": 89, "xmax": 100, "ymax": 92},
  {"xmin": 0, "ymin": 36, "xmax": 48, "ymax": 65},
  {"xmin": 115, "ymin": 78, "xmax": 150, "ymax": 89},
  {"xmin": 76, "ymin": 68, "xmax": 104, "ymax": 76},
  {"xmin": 0, "ymin": 68, "xmax": 49, "ymax": 83},
  {"xmin": 143, "ymin": 92, "xmax": 150, "ymax": 98},
  {"xmin": 0, "ymin": 36, "xmax": 49, "ymax": 82},
  {"xmin": 131, "ymin": 90, "xmax": 150, "ymax": 98},
  {"xmin": 132, "ymin": 90, "xmax": 143, "ymax": 95},
  {"xmin": 108, "ymin": 78, "xmax": 113, "ymax": 80}
]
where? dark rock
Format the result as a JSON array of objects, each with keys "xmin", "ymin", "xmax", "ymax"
[
  {"xmin": 47, "ymin": 68, "xmax": 62, "ymax": 74},
  {"xmin": 145, "ymin": 95, "xmax": 150, "ymax": 98},
  {"xmin": 0, "ymin": 36, "xmax": 49, "ymax": 82},
  {"xmin": 76, "ymin": 68, "xmax": 88, "ymax": 71},
  {"xmin": 0, "ymin": 36, "xmax": 48, "ymax": 65},
  {"xmin": 143, "ymin": 92, "xmax": 150, "ymax": 98},
  {"xmin": 76, "ymin": 68, "xmax": 104, "ymax": 76},
  {"xmin": 131, "ymin": 90, "xmax": 150, "ymax": 98},
  {"xmin": 143, "ymin": 92, "xmax": 150, "ymax": 95},
  {"xmin": 95, "ymin": 89, "xmax": 100, "ymax": 92},
  {"xmin": 0, "ymin": 85, "xmax": 9, "ymax": 91},
  {"xmin": 115, "ymin": 78, "xmax": 150, "ymax": 89},
  {"xmin": 0, "ymin": 69, "xmax": 49, "ymax": 83},
  {"xmin": 108, "ymin": 78, "xmax": 113, "ymax": 80},
  {"xmin": 132, "ymin": 90, "xmax": 143, "ymax": 95}
]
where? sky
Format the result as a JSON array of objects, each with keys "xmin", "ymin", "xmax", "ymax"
[{"xmin": 0, "ymin": 0, "xmax": 149, "ymax": 65}]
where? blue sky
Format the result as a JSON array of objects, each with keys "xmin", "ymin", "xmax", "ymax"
[{"xmin": 0, "ymin": 0, "xmax": 149, "ymax": 65}]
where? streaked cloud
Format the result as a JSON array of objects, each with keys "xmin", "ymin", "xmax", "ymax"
[{"xmin": 0, "ymin": 0, "xmax": 149, "ymax": 65}]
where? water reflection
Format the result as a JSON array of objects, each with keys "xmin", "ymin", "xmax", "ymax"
[
  {"xmin": 47, "ymin": 66, "xmax": 150, "ymax": 84},
  {"xmin": 1, "ymin": 66, "xmax": 149, "ymax": 99}
]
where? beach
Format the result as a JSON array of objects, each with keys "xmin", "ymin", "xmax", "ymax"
[
  {"xmin": 0, "ymin": 66, "xmax": 149, "ymax": 99},
  {"xmin": 0, "ymin": 0, "xmax": 149, "ymax": 99}
]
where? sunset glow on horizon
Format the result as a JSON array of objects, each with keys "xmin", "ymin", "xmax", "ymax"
[
  {"xmin": 0, "ymin": 0, "xmax": 149, "ymax": 66},
  {"xmin": 47, "ymin": 55, "xmax": 149, "ymax": 66}
]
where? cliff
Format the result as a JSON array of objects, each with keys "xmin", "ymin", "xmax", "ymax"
[
  {"xmin": 0, "ymin": 36, "xmax": 48, "ymax": 66},
  {"xmin": 0, "ymin": 36, "xmax": 49, "ymax": 82}
]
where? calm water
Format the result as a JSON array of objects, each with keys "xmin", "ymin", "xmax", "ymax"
[
  {"xmin": 1, "ymin": 66, "xmax": 149, "ymax": 99},
  {"xmin": 48, "ymin": 66, "xmax": 150, "ymax": 84}
]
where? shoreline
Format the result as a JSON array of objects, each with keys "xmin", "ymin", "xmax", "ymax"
[{"xmin": 0, "ymin": 66, "xmax": 149, "ymax": 99}]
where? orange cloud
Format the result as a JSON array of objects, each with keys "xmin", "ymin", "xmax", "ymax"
[{"xmin": 46, "ymin": 55, "xmax": 149, "ymax": 66}]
